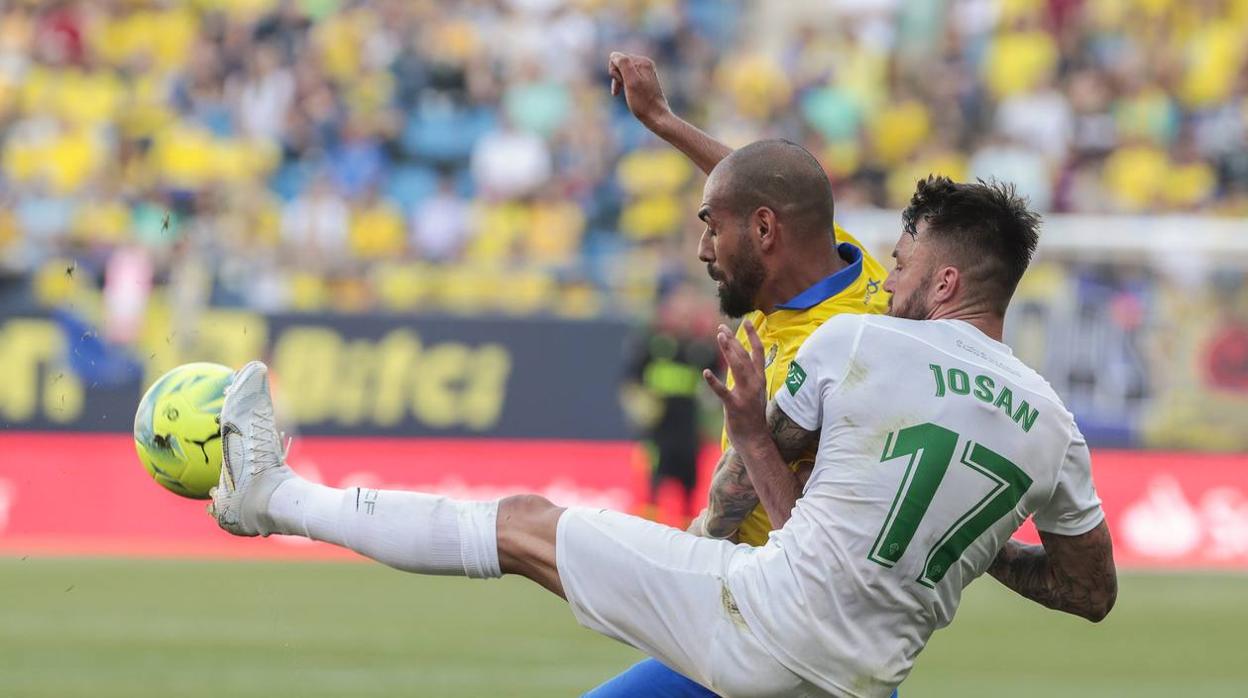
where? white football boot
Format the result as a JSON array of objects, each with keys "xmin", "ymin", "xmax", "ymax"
[{"xmin": 211, "ymin": 361, "xmax": 294, "ymax": 537}]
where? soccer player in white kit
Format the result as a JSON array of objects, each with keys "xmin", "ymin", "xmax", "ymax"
[{"xmin": 209, "ymin": 171, "xmax": 1117, "ymax": 698}]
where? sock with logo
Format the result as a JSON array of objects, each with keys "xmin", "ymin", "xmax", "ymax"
[{"xmin": 264, "ymin": 478, "xmax": 501, "ymax": 579}]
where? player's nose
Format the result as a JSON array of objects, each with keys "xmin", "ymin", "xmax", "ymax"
[{"xmin": 697, "ymin": 231, "xmax": 714, "ymax": 263}]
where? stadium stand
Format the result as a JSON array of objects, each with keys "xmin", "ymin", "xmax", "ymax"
[{"xmin": 0, "ymin": 0, "xmax": 1245, "ymax": 318}]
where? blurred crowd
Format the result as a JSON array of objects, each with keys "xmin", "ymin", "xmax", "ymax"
[{"xmin": 0, "ymin": 0, "xmax": 1245, "ymax": 318}]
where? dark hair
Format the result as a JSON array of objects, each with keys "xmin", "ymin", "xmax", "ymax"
[
  {"xmin": 901, "ymin": 176, "xmax": 1040, "ymax": 314},
  {"xmin": 718, "ymin": 139, "xmax": 835, "ymax": 241}
]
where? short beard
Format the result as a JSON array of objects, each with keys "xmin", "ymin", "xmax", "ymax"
[
  {"xmin": 888, "ymin": 273, "xmax": 934, "ymax": 320},
  {"xmin": 716, "ymin": 242, "xmax": 766, "ymax": 318}
]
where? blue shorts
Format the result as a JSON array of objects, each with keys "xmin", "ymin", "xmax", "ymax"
[{"xmin": 583, "ymin": 658, "xmax": 900, "ymax": 697}]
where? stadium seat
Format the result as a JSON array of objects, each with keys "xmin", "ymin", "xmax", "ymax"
[
  {"xmin": 386, "ymin": 165, "xmax": 440, "ymax": 212},
  {"xmin": 270, "ymin": 162, "xmax": 314, "ymax": 202},
  {"xmin": 401, "ymin": 106, "xmax": 496, "ymax": 165}
]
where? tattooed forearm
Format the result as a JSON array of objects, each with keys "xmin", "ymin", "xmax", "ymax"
[
  {"xmin": 735, "ymin": 403, "xmax": 817, "ymax": 530},
  {"xmin": 702, "ymin": 403, "xmax": 820, "ymax": 538},
  {"xmin": 765, "ymin": 401, "xmax": 820, "ymax": 463},
  {"xmin": 987, "ymin": 521, "xmax": 1117, "ymax": 622},
  {"xmin": 703, "ymin": 446, "xmax": 758, "ymax": 538}
]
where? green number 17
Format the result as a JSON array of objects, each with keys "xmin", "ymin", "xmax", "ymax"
[{"xmin": 868, "ymin": 422, "xmax": 1032, "ymax": 587}]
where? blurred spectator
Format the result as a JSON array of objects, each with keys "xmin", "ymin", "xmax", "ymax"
[
  {"xmin": 470, "ymin": 115, "xmax": 552, "ymax": 200},
  {"xmin": 996, "ymin": 78, "xmax": 1072, "ymax": 158},
  {"xmin": 411, "ymin": 175, "xmax": 471, "ymax": 262},
  {"xmin": 349, "ymin": 187, "xmax": 406, "ymax": 260},
  {"xmin": 329, "ymin": 117, "xmax": 387, "ymax": 199},
  {"xmin": 232, "ymin": 44, "xmax": 295, "ymax": 141},
  {"xmin": 281, "ymin": 173, "xmax": 349, "ymax": 267},
  {"xmin": 0, "ymin": 0, "xmax": 1245, "ymax": 318},
  {"xmin": 969, "ymin": 133, "xmax": 1053, "ymax": 212}
]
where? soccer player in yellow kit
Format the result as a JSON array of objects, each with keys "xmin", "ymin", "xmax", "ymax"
[
  {"xmin": 585, "ymin": 54, "xmax": 893, "ymax": 696},
  {"xmin": 712, "ymin": 224, "xmax": 889, "ymax": 545},
  {"xmin": 607, "ymin": 52, "xmax": 889, "ymax": 545}
]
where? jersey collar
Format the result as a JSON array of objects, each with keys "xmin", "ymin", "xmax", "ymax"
[{"xmin": 774, "ymin": 243, "xmax": 864, "ymax": 311}]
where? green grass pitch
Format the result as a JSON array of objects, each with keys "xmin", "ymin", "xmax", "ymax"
[{"xmin": 1, "ymin": 558, "xmax": 1244, "ymax": 697}]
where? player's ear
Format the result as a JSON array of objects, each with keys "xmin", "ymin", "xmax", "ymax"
[
  {"xmin": 756, "ymin": 207, "xmax": 776, "ymax": 251},
  {"xmin": 933, "ymin": 265, "xmax": 959, "ymax": 303}
]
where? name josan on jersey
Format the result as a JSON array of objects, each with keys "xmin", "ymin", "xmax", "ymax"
[{"xmin": 728, "ymin": 315, "xmax": 1104, "ymax": 696}]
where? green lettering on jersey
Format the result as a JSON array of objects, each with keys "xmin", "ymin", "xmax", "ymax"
[
  {"xmin": 785, "ymin": 361, "xmax": 807, "ymax": 396},
  {"xmin": 973, "ymin": 374, "xmax": 995, "ymax": 403},
  {"xmin": 948, "ymin": 368, "xmax": 971, "ymax": 395},
  {"xmin": 1013, "ymin": 401, "xmax": 1039, "ymax": 433},
  {"xmin": 993, "ymin": 386, "xmax": 1014, "ymax": 417},
  {"xmin": 929, "ymin": 365, "xmax": 1040, "ymax": 434},
  {"xmin": 868, "ymin": 422, "xmax": 1033, "ymax": 587},
  {"xmin": 929, "ymin": 364, "xmax": 946, "ymax": 397}
]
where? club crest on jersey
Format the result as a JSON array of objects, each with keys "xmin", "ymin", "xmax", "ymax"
[
  {"xmin": 864, "ymin": 278, "xmax": 882, "ymax": 305},
  {"xmin": 785, "ymin": 361, "xmax": 807, "ymax": 395}
]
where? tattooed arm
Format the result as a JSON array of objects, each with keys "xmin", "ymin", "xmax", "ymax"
[
  {"xmin": 987, "ymin": 520, "xmax": 1118, "ymax": 622},
  {"xmin": 699, "ymin": 404, "xmax": 818, "ymax": 538},
  {"xmin": 691, "ymin": 447, "xmax": 748, "ymax": 539},
  {"xmin": 695, "ymin": 447, "xmax": 748, "ymax": 539},
  {"xmin": 697, "ymin": 321, "xmax": 821, "ymax": 538}
]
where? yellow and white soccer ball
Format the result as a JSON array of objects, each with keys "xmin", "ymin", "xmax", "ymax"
[{"xmin": 133, "ymin": 362, "xmax": 234, "ymax": 499}]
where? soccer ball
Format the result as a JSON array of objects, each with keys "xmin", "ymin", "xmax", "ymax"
[{"xmin": 133, "ymin": 362, "xmax": 235, "ymax": 499}]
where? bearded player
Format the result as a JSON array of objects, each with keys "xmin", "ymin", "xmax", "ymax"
[
  {"xmin": 209, "ymin": 163, "xmax": 1116, "ymax": 697},
  {"xmin": 592, "ymin": 53, "xmax": 890, "ymax": 696},
  {"xmin": 606, "ymin": 52, "xmax": 887, "ymax": 545}
]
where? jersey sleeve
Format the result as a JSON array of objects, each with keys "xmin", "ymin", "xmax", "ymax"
[
  {"xmin": 1032, "ymin": 426, "xmax": 1105, "ymax": 536},
  {"xmin": 772, "ymin": 314, "xmax": 864, "ymax": 432}
]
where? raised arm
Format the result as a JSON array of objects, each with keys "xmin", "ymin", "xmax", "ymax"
[
  {"xmin": 987, "ymin": 521, "xmax": 1118, "ymax": 622},
  {"xmin": 607, "ymin": 52, "xmax": 732, "ymax": 175}
]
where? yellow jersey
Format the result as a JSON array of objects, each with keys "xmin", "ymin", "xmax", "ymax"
[{"xmin": 724, "ymin": 228, "xmax": 890, "ymax": 546}]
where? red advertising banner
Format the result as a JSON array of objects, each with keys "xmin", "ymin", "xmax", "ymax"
[
  {"xmin": 1016, "ymin": 450, "xmax": 1248, "ymax": 569},
  {"xmin": 1, "ymin": 432, "xmax": 1246, "ymax": 568},
  {"xmin": 0, "ymin": 433, "xmax": 646, "ymax": 559}
]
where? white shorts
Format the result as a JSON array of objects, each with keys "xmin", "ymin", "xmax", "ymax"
[{"xmin": 556, "ymin": 507, "xmax": 831, "ymax": 698}]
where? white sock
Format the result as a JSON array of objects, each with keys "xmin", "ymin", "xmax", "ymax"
[{"xmin": 266, "ymin": 478, "xmax": 502, "ymax": 579}]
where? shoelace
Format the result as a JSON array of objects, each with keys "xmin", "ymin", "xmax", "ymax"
[{"xmin": 247, "ymin": 406, "xmax": 288, "ymax": 475}]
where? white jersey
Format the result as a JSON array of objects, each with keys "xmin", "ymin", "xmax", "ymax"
[{"xmin": 727, "ymin": 315, "xmax": 1104, "ymax": 697}]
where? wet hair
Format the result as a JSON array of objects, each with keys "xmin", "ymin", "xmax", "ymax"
[
  {"xmin": 901, "ymin": 176, "xmax": 1041, "ymax": 314},
  {"xmin": 716, "ymin": 139, "xmax": 835, "ymax": 240}
]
